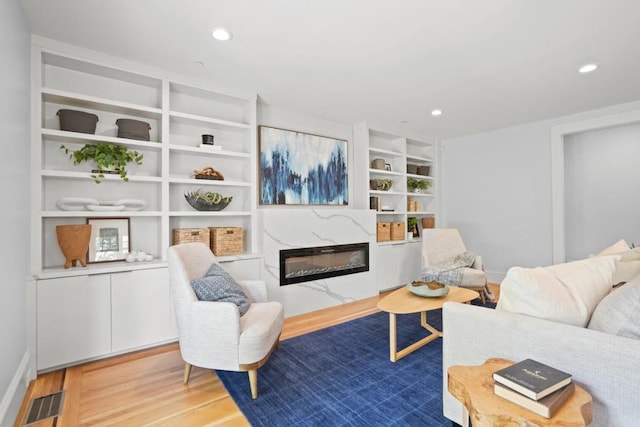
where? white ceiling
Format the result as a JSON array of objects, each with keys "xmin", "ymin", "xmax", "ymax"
[{"xmin": 20, "ymin": 0, "xmax": 640, "ymax": 140}]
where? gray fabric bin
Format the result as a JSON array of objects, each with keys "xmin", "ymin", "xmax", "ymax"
[
  {"xmin": 57, "ymin": 109, "xmax": 99, "ymax": 134},
  {"xmin": 116, "ymin": 118, "xmax": 151, "ymax": 141}
]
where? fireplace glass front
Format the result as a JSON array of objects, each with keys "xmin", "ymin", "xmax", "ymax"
[{"xmin": 279, "ymin": 242, "xmax": 369, "ymax": 286}]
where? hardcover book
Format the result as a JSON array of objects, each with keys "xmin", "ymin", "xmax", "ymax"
[
  {"xmin": 492, "ymin": 359, "xmax": 572, "ymax": 400},
  {"xmin": 494, "ymin": 381, "xmax": 576, "ymax": 418}
]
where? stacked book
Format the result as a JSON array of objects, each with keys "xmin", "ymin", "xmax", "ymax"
[{"xmin": 492, "ymin": 359, "xmax": 574, "ymax": 418}]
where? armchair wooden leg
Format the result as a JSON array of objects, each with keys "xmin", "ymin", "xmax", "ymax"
[
  {"xmin": 248, "ymin": 369, "xmax": 258, "ymax": 399},
  {"xmin": 183, "ymin": 362, "xmax": 192, "ymax": 384}
]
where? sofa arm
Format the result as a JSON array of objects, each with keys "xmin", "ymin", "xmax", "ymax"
[
  {"xmin": 237, "ymin": 279, "xmax": 269, "ymax": 303},
  {"xmin": 442, "ymin": 302, "xmax": 640, "ymax": 426}
]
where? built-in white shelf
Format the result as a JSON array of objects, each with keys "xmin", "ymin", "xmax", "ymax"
[
  {"xmin": 169, "ymin": 111, "xmax": 250, "ymax": 129},
  {"xmin": 42, "ymin": 87, "xmax": 162, "ymax": 119},
  {"xmin": 42, "ymin": 210, "xmax": 162, "ymax": 218},
  {"xmin": 41, "ymin": 170, "xmax": 162, "ymax": 182},
  {"xmin": 42, "ymin": 129, "xmax": 162, "ymax": 150},
  {"xmin": 168, "ymin": 144, "xmax": 250, "ymax": 158},
  {"xmin": 169, "ymin": 177, "xmax": 251, "ymax": 187},
  {"xmin": 168, "ymin": 211, "xmax": 252, "ymax": 217},
  {"xmin": 34, "ymin": 260, "xmax": 168, "ymax": 280}
]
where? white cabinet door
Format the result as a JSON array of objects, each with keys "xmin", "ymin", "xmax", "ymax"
[
  {"xmin": 399, "ymin": 241, "xmax": 423, "ymax": 284},
  {"xmin": 111, "ymin": 268, "xmax": 175, "ymax": 353},
  {"xmin": 37, "ymin": 275, "xmax": 111, "ymax": 370},
  {"xmin": 375, "ymin": 245, "xmax": 400, "ymax": 291}
]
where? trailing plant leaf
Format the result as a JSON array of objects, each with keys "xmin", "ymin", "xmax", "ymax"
[{"xmin": 60, "ymin": 143, "xmax": 143, "ymax": 183}]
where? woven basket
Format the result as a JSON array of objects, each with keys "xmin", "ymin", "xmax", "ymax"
[
  {"xmin": 390, "ymin": 222, "xmax": 405, "ymax": 240},
  {"xmin": 209, "ymin": 227, "xmax": 244, "ymax": 256},
  {"xmin": 376, "ymin": 223, "xmax": 391, "ymax": 242},
  {"xmin": 172, "ymin": 228, "xmax": 210, "ymax": 245}
]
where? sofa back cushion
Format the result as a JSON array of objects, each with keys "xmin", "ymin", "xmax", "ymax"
[
  {"xmin": 587, "ymin": 274, "xmax": 640, "ymax": 339},
  {"xmin": 496, "ymin": 256, "xmax": 618, "ymax": 327}
]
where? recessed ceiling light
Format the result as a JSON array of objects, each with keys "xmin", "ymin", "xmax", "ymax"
[
  {"xmin": 212, "ymin": 28, "xmax": 232, "ymax": 41},
  {"xmin": 578, "ymin": 63, "xmax": 598, "ymax": 73},
  {"xmin": 431, "ymin": 109, "xmax": 443, "ymax": 117}
]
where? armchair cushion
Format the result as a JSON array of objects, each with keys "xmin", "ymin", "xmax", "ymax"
[{"xmin": 191, "ymin": 263, "xmax": 250, "ymax": 316}]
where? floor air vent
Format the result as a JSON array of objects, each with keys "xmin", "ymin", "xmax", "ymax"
[{"xmin": 25, "ymin": 391, "xmax": 65, "ymax": 425}]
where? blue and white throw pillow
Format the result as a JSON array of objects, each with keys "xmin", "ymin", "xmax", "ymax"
[{"xmin": 191, "ymin": 263, "xmax": 250, "ymax": 316}]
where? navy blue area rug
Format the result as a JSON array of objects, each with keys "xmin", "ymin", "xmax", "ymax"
[{"xmin": 217, "ymin": 300, "xmax": 493, "ymax": 426}]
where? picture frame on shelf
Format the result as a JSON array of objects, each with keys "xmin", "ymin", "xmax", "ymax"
[
  {"xmin": 385, "ymin": 163, "xmax": 392, "ymax": 171},
  {"xmin": 86, "ymin": 217, "xmax": 131, "ymax": 263},
  {"xmin": 408, "ymin": 217, "xmax": 420, "ymax": 238},
  {"xmin": 259, "ymin": 125, "xmax": 348, "ymax": 206}
]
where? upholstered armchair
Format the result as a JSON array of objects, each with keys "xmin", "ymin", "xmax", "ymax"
[
  {"xmin": 421, "ymin": 228, "xmax": 489, "ymax": 303},
  {"xmin": 167, "ymin": 242, "xmax": 284, "ymax": 399}
]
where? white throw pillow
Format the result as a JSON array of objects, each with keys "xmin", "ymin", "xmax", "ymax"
[
  {"xmin": 613, "ymin": 260, "xmax": 640, "ymax": 284},
  {"xmin": 596, "ymin": 239, "xmax": 630, "ymax": 256},
  {"xmin": 496, "ymin": 256, "xmax": 619, "ymax": 327},
  {"xmin": 588, "ymin": 275, "xmax": 640, "ymax": 339}
]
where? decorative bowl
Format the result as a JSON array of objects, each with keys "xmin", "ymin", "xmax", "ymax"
[
  {"xmin": 406, "ymin": 281, "xmax": 450, "ymax": 298},
  {"xmin": 184, "ymin": 190, "xmax": 232, "ymax": 211},
  {"xmin": 370, "ymin": 179, "xmax": 393, "ymax": 191}
]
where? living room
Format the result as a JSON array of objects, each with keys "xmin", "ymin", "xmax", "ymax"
[{"xmin": 3, "ymin": 1, "xmax": 640, "ymax": 426}]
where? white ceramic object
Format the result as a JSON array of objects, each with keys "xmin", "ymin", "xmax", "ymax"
[{"xmin": 56, "ymin": 197, "xmax": 100, "ymax": 211}]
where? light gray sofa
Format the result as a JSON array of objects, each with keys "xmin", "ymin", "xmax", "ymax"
[{"xmin": 442, "ymin": 302, "xmax": 640, "ymax": 426}]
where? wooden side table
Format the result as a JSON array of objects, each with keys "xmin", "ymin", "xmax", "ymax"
[{"xmin": 447, "ymin": 358, "xmax": 592, "ymax": 427}]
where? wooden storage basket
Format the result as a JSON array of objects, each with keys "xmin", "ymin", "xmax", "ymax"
[
  {"xmin": 390, "ymin": 222, "xmax": 405, "ymax": 240},
  {"xmin": 209, "ymin": 227, "xmax": 244, "ymax": 256},
  {"xmin": 172, "ymin": 228, "xmax": 210, "ymax": 245},
  {"xmin": 377, "ymin": 222, "xmax": 391, "ymax": 242}
]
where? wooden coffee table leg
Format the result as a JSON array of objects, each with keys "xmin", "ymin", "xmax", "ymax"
[
  {"xmin": 389, "ymin": 313, "xmax": 398, "ymax": 362},
  {"xmin": 420, "ymin": 311, "xmax": 442, "ymax": 337},
  {"xmin": 388, "ymin": 311, "xmax": 441, "ymax": 362}
]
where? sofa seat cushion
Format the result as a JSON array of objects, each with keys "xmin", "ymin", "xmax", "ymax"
[
  {"xmin": 588, "ymin": 274, "xmax": 640, "ymax": 339},
  {"xmin": 191, "ymin": 263, "xmax": 250, "ymax": 316},
  {"xmin": 239, "ymin": 301, "xmax": 284, "ymax": 364},
  {"xmin": 496, "ymin": 256, "xmax": 618, "ymax": 327}
]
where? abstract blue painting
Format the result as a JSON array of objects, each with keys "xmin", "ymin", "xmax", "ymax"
[{"xmin": 259, "ymin": 126, "xmax": 348, "ymax": 205}]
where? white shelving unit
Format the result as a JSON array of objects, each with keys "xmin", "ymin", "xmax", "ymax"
[
  {"xmin": 355, "ymin": 124, "xmax": 437, "ymax": 244},
  {"xmin": 32, "ymin": 49, "xmax": 259, "ymax": 277},
  {"xmin": 353, "ymin": 122, "xmax": 438, "ymax": 291},
  {"xmin": 29, "ymin": 41, "xmax": 260, "ymax": 370}
]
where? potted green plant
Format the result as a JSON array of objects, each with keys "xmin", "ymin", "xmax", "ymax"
[
  {"xmin": 407, "ymin": 178, "xmax": 432, "ymax": 193},
  {"xmin": 61, "ymin": 143, "xmax": 143, "ymax": 183}
]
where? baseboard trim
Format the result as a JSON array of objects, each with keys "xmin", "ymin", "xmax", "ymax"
[{"xmin": 0, "ymin": 350, "xmax": 30, "ymax": 427}]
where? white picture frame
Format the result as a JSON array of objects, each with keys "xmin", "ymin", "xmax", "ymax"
[{"xmin": 86, "ymin": 217, "xmax": 130, "ymax": 263}]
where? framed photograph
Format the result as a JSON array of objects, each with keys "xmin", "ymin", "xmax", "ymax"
[
  {"xmin": 385, "ymin": 163, "xmax": 392, "ymax": 171},
  {"xmin": 408, "ymin": 217, "xmax": 420, "ymax": 238},
  {"xmin": 86, "ymin": 217, "xmax": 130, "ymax": 263},
  {"xmin": 259, "ymin": 125, "xmax": 348, "ymax": 205}
]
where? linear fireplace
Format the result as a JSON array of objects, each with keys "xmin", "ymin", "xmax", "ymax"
[{"xmin": 279, "ymin": 242, "xmax": 369, "ymax": 286}]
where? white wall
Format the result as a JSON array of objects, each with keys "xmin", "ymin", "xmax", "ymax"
[
  {"xmin": 564, "ymin": 122, "xmax": 640, "ymax": 260},
  {"xmin": 441, "ymin": 100, "xmax": 640, "ymax": 282},
  {"xmin": 0, "ymin": 0, "xmax": 31, "ymax": 425}
]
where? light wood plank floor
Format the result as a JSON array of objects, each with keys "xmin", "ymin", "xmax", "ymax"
[{"xmin": 15, "ymin": 284, "xmax": 498, "ymax": 427}]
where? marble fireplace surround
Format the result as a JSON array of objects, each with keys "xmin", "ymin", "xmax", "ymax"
[{"xmin": 261, "ymin": 209, "xmax": 378, "ymax": 316}]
